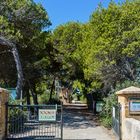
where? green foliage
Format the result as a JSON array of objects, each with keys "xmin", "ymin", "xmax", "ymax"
[
  {"xmin": 80, "ymin": 95, "xmax": 87, "ymax": 103},
  {"xmin": 8, "ymin": 97, "xmax": 27, "ymax": 133},
  {"xmin": 2, "ymin": 0, "xmax": 140, "ymax": 108},
  {"xmin": 53, "ymin": 22, "xmax": 84, "ymax": 81},
  {"xmin": 38, "ymin": 92, "xmax": 50, "ymax": 104},
  {"xmin": 82, "ymin": 0, "xmax": 140, "ymax": 93},
  {"xmin": 100, "ymin": 79, "xmax": 140, "ymax": 128},
  {"xmin": 100, "ymin": 116, "xmax": 112, "ymax": 128},
  {"xmin": 50, "ymin": 0, "xmax": 140, "ymax": 104},
  {"xmin": 73, "ymin": 80, "xmax": 85, "ymax": 93},
  {"xmin": 0, "ymin": 0, "xmax": 52, "ymax": 104},
  {"xmin": 36, "ymin": 82, "xmax": 60, "ymax": 104},
  {"xmin": 8, "ymin": 107, "xmax": 27, "ymax": 133},
  {"xmin": 0, "ymin": 16, "xmax": 21, "ymax": 40},
  {"xmin": 100, "ymin": 93, "xmax": 117, "ymax": 128}
]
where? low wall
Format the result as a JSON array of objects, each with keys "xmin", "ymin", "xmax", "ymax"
[{"xmin": 124, "ymin": 118, "xmax": 140, "ymax": 140}]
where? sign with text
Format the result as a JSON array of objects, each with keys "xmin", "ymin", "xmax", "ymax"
[
  {"xmin": 39, "ymin": 109, "xmax": 56, "ymax": 121},
  {"xmin": 129, "ymin": 98, "xmax": 140, "ymax": 113}
]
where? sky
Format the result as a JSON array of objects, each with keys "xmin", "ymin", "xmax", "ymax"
[{"xmin": 34, "ymin": 0, "xmax": 123, "ymax": 30}]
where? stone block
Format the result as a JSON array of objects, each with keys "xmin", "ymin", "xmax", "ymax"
[{"xmin": 0, "ymin": 88, "xmax": 8, "ymax": 140}]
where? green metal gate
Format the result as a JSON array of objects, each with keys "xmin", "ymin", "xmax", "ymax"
[{"xmin": 6, "ymin": 104, "xmax": 63, "ymax": 140}]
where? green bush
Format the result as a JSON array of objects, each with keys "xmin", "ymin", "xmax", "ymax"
[
  {"xmin": 99, "ymin": 93, "xmax": 117, "ymax": 128},
  {"xmin": 9, "ymin": 107, "xmax": 27, "ymax": 133},
  {"xmin": 80, "ymin": 95, "xmax": 87, "ymax": 103},
  {"xmin": 38, "ymin": 92, "xmax": 50, "ymax": 104},
  {"xmin": 100, "ymin": 116, "xmax": 112, "ymax": 128},
  {"xmin": 8, "ymin": 97, "xmax": 27, "ymax": 133},
  {"xmin": 99, "ymin": 80, "xmax": 140, "ymax": 128}
]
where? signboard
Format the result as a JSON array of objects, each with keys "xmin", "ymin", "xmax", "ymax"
[
  {"xmin": 129, "ymin": 98, "xmax": 140, "ymax": 114},
  {"xmin": 39, "ymin": 109, "xmax": 56, "ymax": 121}
]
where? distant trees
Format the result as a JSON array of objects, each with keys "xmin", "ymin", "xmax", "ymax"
[
  {"xmin": 0, "ymin": 0, "xmax": 51, "ymax": 101},
  {"xmin": 84, "ymin": 1, "xmax": 140, "ymax": 94},
  {"xmin": 1, "ymin": 0, "xmax": 140, "ymax": 104},
  {"xmin": 52, "ymin": 1, "xmax": 140, "ymax": 98}
]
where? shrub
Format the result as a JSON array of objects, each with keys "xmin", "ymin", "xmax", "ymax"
[
  {"xmin": 8, "ymin": 97, "xmax": 27, "ymax": 133},
  {"xmin": 99, "ymin": 93, "xmax": 117, "ymax": 128},
  {"xmin": 8, "ymin": 107, "xmax": 27, "ymax": 133},
  {"xmin": 99, "ymin": 80, "xmax": 140, "ymax": 128}
]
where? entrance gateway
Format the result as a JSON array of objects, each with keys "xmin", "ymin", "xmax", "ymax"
[{"xmin": 6, "ymin": 104, "xmax": 63, "ymax": 140}]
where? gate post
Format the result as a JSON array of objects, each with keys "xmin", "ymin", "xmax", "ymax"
[
  {"xmin": 116, "ymin": 86, "xmax": 140, "ymax": 140},
  {"xmin": 0, "ymin": 88, "xmax": 8, "ymax": 140}
]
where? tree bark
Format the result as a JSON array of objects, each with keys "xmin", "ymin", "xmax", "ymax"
[
  {"xmin": 49, "ymin": 76, "xmax": 55, "ymax": 103},
  {"xmin": 26, "ymin": 90, "xmax": 30, "ymax": 105},
  {"xmin": 32, "ymin": 86, "xmax": 38, "ymax": 105},
  {"xmin": 0, "ymin": 36, "xmax": 24, "ymax": 99},
  {"xmin": 27, "ymin": 80, "xmax": 38, "ymax": 105},
  {"xmin": 24, "ymin": 83, "xmax": 30, "ymax": 105},
  {"xmin": 11, "ymin": 46, "xmax": 24, "ymax": 99}
]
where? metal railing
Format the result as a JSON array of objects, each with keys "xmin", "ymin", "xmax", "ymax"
[{"xmin": 6, "ymin": 104, "xmax": 63, "ymax": 140}]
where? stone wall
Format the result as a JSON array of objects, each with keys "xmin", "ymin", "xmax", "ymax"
[
  {"xmin": 124, "ymin": 118, "xmax": 140, "ymax": 140},
  {"xmin": 0, "ymin": 88, "xmax": 8, "ymax": 140}
]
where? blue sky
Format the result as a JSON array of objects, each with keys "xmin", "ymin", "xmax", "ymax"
[{"xmin": 34, "ymin": 0, "xmax": 123, "ymax": 30}]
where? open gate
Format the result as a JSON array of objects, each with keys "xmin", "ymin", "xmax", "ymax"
[
  {"xmin": 112, "ymin": 104, "xmax": 121, "ymax": 140},
  {"xmin": 6, "ymin": 104, "xmax": 63, "ymax": 140}
]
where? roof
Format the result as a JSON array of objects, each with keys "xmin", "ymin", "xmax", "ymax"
[{"xmin": 116, "ymin": 86, "xmax": 140, "ymax": 95}]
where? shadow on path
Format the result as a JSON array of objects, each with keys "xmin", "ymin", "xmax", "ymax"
[
  {"xmin": 63, "ymin": 109, "xmax": 98, "ymax": 129},
  {"xmin": 63, "ymin": 104, "xmax": 115, "ymax": 140}
]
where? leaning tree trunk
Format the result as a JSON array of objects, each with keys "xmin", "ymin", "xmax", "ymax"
[
  {"xmin": 11, "ymin": 46, "xmax": 23, "ymax": 99},
  {"xmin": 0, "ymin": 37, "xmax": 24, "ymax": 99}
]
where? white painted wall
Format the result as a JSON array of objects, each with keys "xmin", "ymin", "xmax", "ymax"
[{"xmin": 124, "ymin": 118, "xmax": 140, "ymax": 140}]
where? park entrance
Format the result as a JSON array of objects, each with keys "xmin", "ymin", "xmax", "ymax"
[{"xmin": 6, "ymin": 104, "xmax": 63, "ymax": 140}]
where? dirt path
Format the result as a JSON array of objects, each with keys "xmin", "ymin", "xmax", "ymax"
[{"xmin": 63, "ymin": 105, "xmax": 115, "ymax": 140}]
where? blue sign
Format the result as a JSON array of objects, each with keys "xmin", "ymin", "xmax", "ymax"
[
  {"xmin": 8, "ymin": 88, "xmax": 16, "ymax": 99},
  {"xmin": 130, "ymin": 102, "xmax": 140, "ymax": 112}
]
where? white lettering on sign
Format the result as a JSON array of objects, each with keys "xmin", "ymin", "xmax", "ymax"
[{"xmin": 39, "ymin": 109, "xmax": 56, "ymax": 121}]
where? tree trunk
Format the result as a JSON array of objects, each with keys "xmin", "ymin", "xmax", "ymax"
[
  {"xmin": 27, "ymin": 80, "xmax": 38, "ymax": 105},
  {"xmin": 49, "ymin": 76, "xmax": 55, "ymax": 103},
  {"xmin": 26, "ymin": 91, "xmax": 30, "ymax": 105},
  {"xmin": 0, "ymin": 37, "xmax": 24, "ymax": 99},
  {"xmin": 11, "ymin": 46, "xmax": 24, "ymax": 99},
  {"xmin": 24, "ymin": 84, "xmax": 30, "ymax": 105},
  {"xmin": 32, "ymin": 86, "xmax": 38, "ymax": 105}
]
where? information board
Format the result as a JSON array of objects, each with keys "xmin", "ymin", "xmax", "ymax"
[
  {"xmin": 39, "ymin": 109, "xmax": 56, "ymax": 121},
  {"xmin": 129, "ymin": 98, "xmax": 140, "ymax": 113}
]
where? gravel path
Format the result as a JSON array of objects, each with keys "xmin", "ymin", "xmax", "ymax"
[{"xmin": 63, "ymin": 110, "xmax": 115, "ymax": 140}]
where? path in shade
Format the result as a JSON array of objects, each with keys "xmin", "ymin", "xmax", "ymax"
[{"xmin": 63, "ymin": 103, "xmax": 115, "ymax": 140}]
